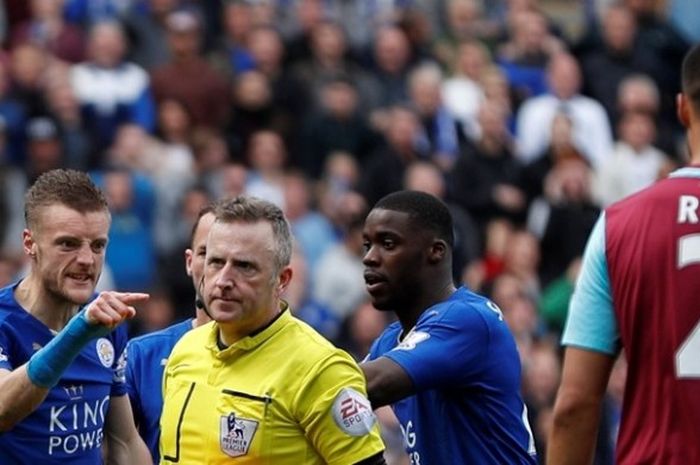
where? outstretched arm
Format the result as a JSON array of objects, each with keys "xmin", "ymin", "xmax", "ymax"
[
  {"xmin": 547, "ymin": 347, "xmax": 615, "ymax": 465},
  {"xmin": 104, "ymin": 395, "xmax": 151, "ymax": 465},
  {"xmin": 0, "ymin": 292, "xmax": 147, "ymax": 431},
  {"xmin": 361, "ymin": 357, "xmax": 414, "ymax": 408}
]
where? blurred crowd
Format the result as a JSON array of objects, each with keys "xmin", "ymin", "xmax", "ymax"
[{"xmin": 0, "ymin": 0, "xmax": 696, "ymax": 463}]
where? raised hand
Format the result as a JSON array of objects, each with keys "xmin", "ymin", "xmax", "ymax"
[{"xmin": 84, "ymin": 291, "xmax": 150, "ymax": 328}]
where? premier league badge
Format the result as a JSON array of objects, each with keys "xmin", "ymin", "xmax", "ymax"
[{"xmin": 220, "ymin": 412, "xmax": 258, "ymax": 457}]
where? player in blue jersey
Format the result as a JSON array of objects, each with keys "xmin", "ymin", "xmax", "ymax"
[
  {"xmin": 0, "ymin": 169, "xmax": 151, "ymax": 464},
  {"xmin": 124, "ymin": 203, "xmax": 215, "ymax": 463},
  {"xmin": 361, "ymin": 190, "xmax": 537, "ymax": 465}
]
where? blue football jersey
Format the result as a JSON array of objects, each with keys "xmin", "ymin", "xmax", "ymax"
[
  {"xmin": 124, "ymin": 319, "xmax": 193, "ymax": 463},
  {"xmin": 367, "ymin": 287, "xmax": 537, "ymax": 465},
  {"xmin": 0, "ymin": 282, "xmax": 128, "ymax": 464}
]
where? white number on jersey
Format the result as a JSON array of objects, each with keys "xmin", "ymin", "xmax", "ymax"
[
  {"xmin": 676, "ymin": 319, "xmax": 700, "ymax": 378},
  {"xmin": 675, "ymin": 229, "xmax": 700, "ymax": 378}
]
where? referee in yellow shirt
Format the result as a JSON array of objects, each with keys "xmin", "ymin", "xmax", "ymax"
[{"xmin": 160, "ymin": 196, "xmax": 386, "ymax": 465}]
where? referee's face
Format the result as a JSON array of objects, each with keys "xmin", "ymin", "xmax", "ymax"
[{"xmin": 202, "ymin": 219, "xmax": 287, "ymax": 341}]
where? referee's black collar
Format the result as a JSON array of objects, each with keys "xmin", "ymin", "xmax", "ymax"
[{"xmin": 211, "ymin": 302, "xmax": 291, "ymax": 355}]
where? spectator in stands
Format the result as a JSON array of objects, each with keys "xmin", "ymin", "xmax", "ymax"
[
  {"xmin": 313, "ymin": 191, "xmax": 368, "ymax": 321},
  {"xmin": 245, "ymin": 129, "xmax": 287, "ymax": 207},
  {"xmin": 71, "ymin": 21, "xmax": 155, "ymax": 168},
  {"xmin": 497, "ymin": 9, "xmax": 564, "ymax": 105},
  {"xmin": 516, "ymin": 53, "xmax": 613, "ymax": 170},
  {"xmin": 503, "ymin": 228, "xmax": 541, "ymax": 299},
  {"xmin": 299, "ymin": 74, "xmax": 380, "ymax": 178},
  {"xmin": 521, "ymin": 111, "xmax": 587, "ymax": 202},
  {"xmin": 359, "ymin": 105, "xmax": 426, "ymax": 207},
  {"xmin": 11, "ymin": 0, "xmax": 85, "ymax": 63},
  {"xmin": 622, "ymin": 0, "xmax": 688, "ymax": 118},
  {"xmin": 450, "ymin": 99, "xmax": 527, "ymax": 227},
  {"xmin": 442, "ymin": 40, "xmax": 489, "ymax": 139},
  {"xmin": 408, "ymin": 63, "xmax": 463, "ymax": 171},
  {"xmin": 95, "ymin": 168, "xmax": 157, "ymax": 292},
  {"xmin": 284, "ymin": 0, "xmax": 327, "ymax": 66},
  {"xmin": 151, "ymin": 10, "xmax": 229, "ymax": 129},
  {"xmin": 0, "ymin": 60, "xmax": 28, "ymax": 165},
  {"xmin": 595, "ymin": 111, "xmax": 672, "ymax": 206},
  {"xmin": 24, "ymin": 116, "xmax": 64, "ymax": 184},
  {"xmin": 44, "ymin": 68, "xmax": 90, "ymax": 170},
  {"xmin": 9, "ymin": 43, "xmax": 50, "ymax": 118},
  {"xmin": 368, "ymin": 26, "xmax": 414, "ymax": 129},
  {"xmin": 530, "ymin": 157, "xmax": 599, "ymax": 286},
  {"xmin": 433, "ymin": 0, "xmax": 493, "ymax": 67},
  {"xmin": 246, "ymin": 24, "xmax": 307, "ymax": 150},
  {"xmin": 579, "ymin": 4, "xmax": 659, "ymax": 122},
  {"xmin": 283, "ymin": 169, "xmax": 337, "ymax": 274},
  {"xmin": 616, "ymin": 74, "xmax": 682, "ymax": 160},
  {"xmin": 210, "ymin": 0, "xmax": 256, "ymax": 77},
  {"xmin": 292, "ymin": 19, "xmax": 380, "ymax": 113},
  {"xmin": 284, "ymin": 245, "xmax": 340, "ymax": 341},
  {"xmin": 226, "ymin": 69, "xmax": 290, "ymax": 156},
  {"xmin": 123, "ymin": 0, "xmax": 177, "ymax": 69},
  {"xmin": 0, "ymin": 119, "xmax": 26, "ymax": 256}
]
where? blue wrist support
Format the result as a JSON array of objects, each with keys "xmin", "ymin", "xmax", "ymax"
[{"xmin": 27, "ymin": 308, "xmax": 112, "ymax": 388}]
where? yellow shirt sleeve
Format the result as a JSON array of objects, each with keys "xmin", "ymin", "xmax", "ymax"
[{"xmin": 293, "ymin": 350, "xmax": 386, "ymax": 465}]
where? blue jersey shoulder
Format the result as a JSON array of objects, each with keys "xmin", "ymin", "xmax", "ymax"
[
  {"xmin": 125, "ymin": 318, "xmax": 193, "ymax": 463},
  {"xmin": 128, "ymin": 319, "xmax": 192, "ymax": 350}
]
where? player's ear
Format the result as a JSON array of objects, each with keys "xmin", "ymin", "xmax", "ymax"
[
  {"xmin": 427, "ymin": 240, "xmax": 447, "ymax": 264},
  {"xmin": 677, "ymin": 93, "xmax": 691, "ymax": 128},
  {"xmin": 184, "ymin": 249, "xmax": 194, "ymax": 277},
  {"xmin": 22, "ymin": 229, "xmax": 37, "ymax": 259}
]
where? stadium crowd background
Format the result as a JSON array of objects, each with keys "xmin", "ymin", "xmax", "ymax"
[{"xmin": 0, "ymin": 0, "xmax": 696, "ymax": 463}]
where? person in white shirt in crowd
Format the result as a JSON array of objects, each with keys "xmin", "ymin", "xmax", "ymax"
[
  {"xmin": 594, "ymin": 111, "xmax": 673, "ymax": 206},
  {"xmin": 516, "ymin": 52, "xmax": 613, "ymax": 170}
]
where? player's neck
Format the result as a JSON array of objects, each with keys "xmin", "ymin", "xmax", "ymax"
[
  {"xmin": 687, "ymin": 126, "xmax": 700, "ymax": 165},
  {"xmin": 192, "ymin": 308, "xmax": 211, "ymax": 329},
  {"xmin": 15, "ymin": 275, "xmax": 80, "ymax": 332},
  {"xmin": 398, "ymin": 280, "xmax": 457, "ymax": 332}
]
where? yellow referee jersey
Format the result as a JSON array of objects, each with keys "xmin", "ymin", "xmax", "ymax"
[{"xmin": 160, "ymin": 308, "xmax": 385, "ymax": 464}]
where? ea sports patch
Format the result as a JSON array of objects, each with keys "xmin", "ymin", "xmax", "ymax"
[
  {"xmin": 332, "ymin": 387, "xmax": 376, "ymax": 436},
  {"xmin": 395, "ymin": 330, "xmax": 430, "ymax": 351},
  {"xmin": 96, "ymin": 338, "xmax": 115, "ymax": 367},
  {"xmin": 220, "ymin": 412, "xmax": 258, "ymax": 457}
]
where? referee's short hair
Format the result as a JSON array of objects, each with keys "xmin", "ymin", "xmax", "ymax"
[{"xmin": 214, "ymin": 195, "xmax": 292, "ymax": 272}]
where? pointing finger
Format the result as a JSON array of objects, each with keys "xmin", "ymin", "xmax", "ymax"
[{"xmin": 113, "ymin": 292, "xmax": 150, "ymax": 304}]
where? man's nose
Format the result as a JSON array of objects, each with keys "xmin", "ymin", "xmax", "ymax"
[
  {"xmin": 362, "ymin": 244, "xmax": 379, "ymax": 266},
  {"xmin": 76, "ymin": 244, "xmax": 94, "ymax": 264},
  {"xmin": 214, "ymin": 264, "xmax": 235, "ymax": 289}
]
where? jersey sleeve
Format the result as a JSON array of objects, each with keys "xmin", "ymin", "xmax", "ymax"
[
  {"xmin": 122, "ymin": 341, "xmax": 143, "ymax": 424},
  {"xmin": 110, "ymin": 325, "xmax": 129, "ymax": 397},
  {"xmin": 562, "ymin": 212, "xmax": 620, "ymax": 355},
  {"xmin": 364, "ymin": 334, "xmax": 383, "ymax": 363},
  {"xmin": 0, "ymin": 324, "xmax": 14, "ymax": 371},
  {"xmin": 382, "ymin": 304, "xmax": 490, "ymax": 391},
  {"xmin": 293, "ymin": 351, "xmax": 385, "ymax": 465}
]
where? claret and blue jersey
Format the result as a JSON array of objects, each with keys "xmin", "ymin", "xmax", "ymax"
[
  {"xmin": 0, "ymin": 283, "xmax": 127, "ymax": 464},
  {"xmin": 367, "ymin": 286, "xmax": 537, "ymax": 465}
]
